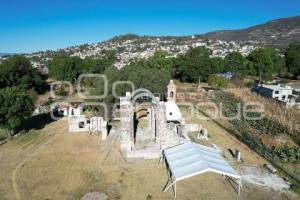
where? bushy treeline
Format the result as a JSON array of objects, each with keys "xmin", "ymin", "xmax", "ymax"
[
  {"xmin": 48, "ymin": 43, "xmax": 300, "ymax": 88},
  {"xmin": 128, "ymin": 44, "xmax": 300, "ymax": 82},
  {"xmin": 171, "ymin": 46, "xmax": 296, "ymax": 81},
  {"xmin": 48, "ymin": 51, "xmax": 116, "ymax": 82},
  {"xmin": 85, "ymin": 64, "xmax": 171, "ymax": 116},
  {"xmin": 0, "ymin": 56, "xmax": 42, "ymax": 134}
]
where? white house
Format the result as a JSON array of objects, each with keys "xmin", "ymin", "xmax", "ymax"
[
  {"xmin": 255, "ymin": 84, "xmax": 300, "ymax": 108},
  {"xmin": 256, "ymin": 84, "xmax": 293, "ymax": 102}
]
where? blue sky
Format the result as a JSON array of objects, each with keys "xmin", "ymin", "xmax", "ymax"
[{"xmin": 1, "ymin": 0, "xmax": 300, "ymax": 53}]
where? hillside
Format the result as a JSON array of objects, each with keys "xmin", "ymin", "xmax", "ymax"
[
  {"xmin": 203, "ymin": 16, "xmax": 300, "ymax": 47},
  {"xmin": 10, "ymin": 15, "xmax": 300, "ymax": 69}
]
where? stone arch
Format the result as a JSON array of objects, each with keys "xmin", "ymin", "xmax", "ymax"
[
  {"xmin": 130, "ymin": 89, "xmax": 159, "ymax": 145},
  {"xmin": 131, "ymin": 88, "xmax": 159, "ymax": 105}
]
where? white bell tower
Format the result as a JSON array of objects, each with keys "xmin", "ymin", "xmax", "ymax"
[{"xmin": 167, "ymin": 80, "xmax": 176, "ymax": 102}]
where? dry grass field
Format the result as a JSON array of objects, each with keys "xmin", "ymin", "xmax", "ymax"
[
  {"xmin": 228, "ymin": 88, "xmax": 300, "ymax": 133},
  {"xmin": 0, "ymin": 114, "xmax": 298, "ymax": 200}
]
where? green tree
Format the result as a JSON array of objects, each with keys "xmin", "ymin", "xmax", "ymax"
[
  {"xmin": 87, "ymin": 64, "xmax": 170, "ymax": 117},
  {"xmin": 0, "ymin": 87, "xmax": 35, "ymax": 135},
  {"xmin": 85, "ymin": 50, "xmax": 116, "ymax": 73},
  {"xmin": 147, "ymin": 50, "xmax": 174, "ymax": 73},
  {"xmin": 285, "ymin": 44, "xmax": 300, "ymax": 78},
  {"xmin": 224, "ymin": 52, "xmax": 246, "ymax": 74},
  {"xmin": 48, "ymin": 56, "xmax": 83, "ymax": 82},
  {"xmin": 0, "ymin": 56, "xmax": 41, "ymax": 89},
  {"xmin": 247, "ymin": 47, "xmax": 283, "ymax": 78},
  {"xmin": 210, "ymin": 57, "xmax": 225, "ymax": 74},
  {"xmin": 174, "ymin": 47, "xmax": 215, "ymax": 82},
  {"xmin": 48, "ymin": 53, "xmax": 116, "ymax": 82}
]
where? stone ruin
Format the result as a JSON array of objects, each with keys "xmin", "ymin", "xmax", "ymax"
[
  {"xmin": 117, "ymin": 80, "xmax": 195, "ymax": 159},
  {"xmin": 119, "ymin": 91, "xmax": 187, "ymax": 159},
  {"xmin": 64, "ymin": 80, "xmax": 209, "ymax": 160},
  {"xmin": 67, "ymin": 103, "xmax": 108, "ymax": 140}
]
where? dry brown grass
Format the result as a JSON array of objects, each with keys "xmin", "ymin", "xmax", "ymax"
[
  {"xmin": 0, "ymin": 114, "xmax": 298, "ymax": 200},
  {"xmin": 228, "ymin": 88, "xmax": 300, "ymax": 134}
]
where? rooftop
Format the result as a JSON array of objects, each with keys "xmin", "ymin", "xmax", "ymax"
[{"xmin": 261, "ymin": 84, "xmax": 293, "ymax": 91}]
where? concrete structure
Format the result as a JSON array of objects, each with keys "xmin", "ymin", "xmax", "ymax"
[
  {"xmin": 256, "ymin": 84, "xmax": 293, "ymax": 102},
  {"xmin": 67, "ymin": 103, "xmax": 107, "ymax": 139},
  {"xmin": 255, "ymin": 84, "xmax": 300, "ymax": 108},
  {"xmin": 197, "ymin": 128, "xmax": 208, "ymax": 141},
  {"xmin": 235, "ymin": 149, "xmax": 241, "ymax": 162}
]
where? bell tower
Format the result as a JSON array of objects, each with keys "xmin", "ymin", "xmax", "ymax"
[{"xmin": 167, "ymin": 80, "xmax": 176, "ymax": 102}]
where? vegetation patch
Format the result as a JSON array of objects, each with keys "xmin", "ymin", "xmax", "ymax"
[{"xmin": 210, "ymin": 91, "xmax": 300, "ymax": 191}]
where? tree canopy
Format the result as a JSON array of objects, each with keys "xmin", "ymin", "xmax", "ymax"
[
  {"xmin": 224, "ymin": 52, "xmax": 246, "ymax": 74},
  {"xmin": 147, "ymin": 50, "xmax": 174, "ymax": 73},
  {"xmin": 0, "ymin": 87, "xmax": 35, "ymax": 133},
  {"xmin": 174, "ymin": 47, "xmax": 221, "ymax": 82},
  {"xmin": 246, "ymin": 47, "xmax": 283, "ymax": 78},
  {"xmin": 0, "ymin": 56, "xmax": 41, "ymax": 89},
  {"xmin": 83, "ymin": 63, "xmax": 170, "ymax": 117},
  {"xmin": 48, "ymin": 56, "xmax": 83, "ymax": 82},
  {"xmin": 285, "ymin": 43, "xmax": 300, "ymax": 78},
  {"xmin": 48, "ymin": 52, "xmax": 116, "ymax": 82}
]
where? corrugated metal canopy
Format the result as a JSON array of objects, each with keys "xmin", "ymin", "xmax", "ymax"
[{"xmin": 163, "ymin": 142, "xmax": 241, "ymax": 181}]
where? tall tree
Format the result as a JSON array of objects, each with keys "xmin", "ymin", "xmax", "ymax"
[
  {"xmin": 48, "ymin": 56, "xmax": 83, "ymax": 82},
  {"xmin": 285, "ymin": 44, "xmax": 300, "ymax": 78},
  {"xmin": 147, "ymin": 50, "xmax": 174, "ymax": 73},
  {"xmin": 0, "ymin": 56, "xmax": 41, "ymax": 89},
  {"xmin": 0, "ymin": 87, "xmax": 35, "ymax": 134},
  {"xmin": 174, "ymin": 47, "xmax": 214, "ymax": 82},
  {"xmin": 224, "ymin": 52, "xmax": 246, "ymax": 74},
  {"xmin": 247, "ymin": 47, "xmax": 283, "ymax": 78}
]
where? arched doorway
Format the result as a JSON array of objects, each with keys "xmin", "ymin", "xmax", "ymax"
[{"xmin": 131, "ymin": 89, "xmax": 159, "ymax": 148}]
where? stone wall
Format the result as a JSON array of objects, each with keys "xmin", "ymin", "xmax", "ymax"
[
  {"xmin": 119, "ymin": 92, "xmax": 188, "ymax": 159},
  {"xmin": 119, "ymin": 92, "xmax": 134, "ymax": 153}
]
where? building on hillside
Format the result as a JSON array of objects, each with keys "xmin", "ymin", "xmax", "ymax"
[
  {"xmin": 30, "ymin": 61, "xmax": 49, "ymax": 75},
  {"xmin": 255, "ymin": 84, "xmax": 300, "ymax": 108}
]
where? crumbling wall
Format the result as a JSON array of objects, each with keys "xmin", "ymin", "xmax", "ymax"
[
  {"xmin": 156, "ymin": 101, "xmax": 185, "ymax": 149},
  {"xmin": 120, "ymin": 92, "xmax": 134, "ymax": 153},
  {"xmin": 119, "ymin": 92, "xmax": 187, "ymax": 159}
]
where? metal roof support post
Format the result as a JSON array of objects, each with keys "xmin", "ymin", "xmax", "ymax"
[
  {"xmin": 238, "ymin": 178, "xmax": 241, "ymax": 196},
  {"xmin": 174, "ymin": 182, "xmax": 177, "ymax": 199}
]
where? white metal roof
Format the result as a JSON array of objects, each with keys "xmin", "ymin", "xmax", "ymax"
[
  {"xmin": 163, "ymin": 142, "xmax": 241, "ymax": 182},
  {"xmin": 261, "ymin": 84, "xmax": 293, "ymax": 91}
]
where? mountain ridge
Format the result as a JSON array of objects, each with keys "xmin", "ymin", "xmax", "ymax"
[{"xmin": 202, "ymin": 16, "xmax": 300, "ymax": 47}]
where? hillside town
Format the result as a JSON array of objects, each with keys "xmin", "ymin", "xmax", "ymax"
[{"xmin": 0, "ymin": 36, "xmax": 257, "ymax": 70}]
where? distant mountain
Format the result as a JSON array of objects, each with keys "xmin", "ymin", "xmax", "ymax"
[{"xmin": 202, "ymin": 16, "xmax": 300, "ymax": 47}]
